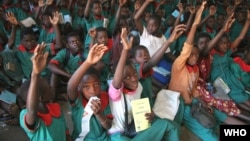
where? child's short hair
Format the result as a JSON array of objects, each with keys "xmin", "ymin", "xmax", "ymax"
[
  {"xmin": 148, "ymin": 14, "xmax": 161, "ymax": 26},
  {"xmin": 195, "ymin": 32, "xmax": 212, "ymax": 43},
  {"xmin": 20, "ymin": 27, "xmax": 35, "ymax": 40},
  {"xmin": 91, "ymin": 0, "xmax": 101, "ymax": 8},
  {"xmin": 131, "ymin": 45, "xmax": 148, "ymax": 58},
  {"xmin": 66, "ymin": 32, "xmax": 80, "ymax": 42},
  {"xmin": 96, "ymin": 27, "xmax": 108, "ymax": 34},
  {"xmin": 84, "ymin": 67, "xmax": 100, "ymax": 80}
]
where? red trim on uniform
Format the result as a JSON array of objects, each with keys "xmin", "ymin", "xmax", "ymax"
[
  {"xmin": 0, "ymin": 45, "xmax": 3, "ymax": 51},
  {"xmin": 18, "ymin": 44, "xmax": 36, "ymax": 53},
  {"xmin": 206, "ymin": 26, "xmax": 214, "ymax": 33},
  {"xmin": 49, "ymin": 59, "xmax": 60, "ymax": 65},
  {"xmin": 186, "ymin": 64, "xmax": 199, "ymax": 73},
  {"xmin": 94, "ymin": 15, "xmax": 104, "ymax": 20},
  {"xmin": 234, "ymin": 57, "xmax": 250, "ymax": 72},
  {"xmin": 139, "ymin": 63, "xmax": 153, "ymax": 78},
  {"xmin": 107, "ymin": 39, "xmax": 113, "ymax": 50},
  {"xmin": 210, "ymin": 48, "xmax": 225, "ymax": 56},
  {"xmin": 37, "ymin": 103, "xmax": 61, "ymax": 126},
  {"xmin": 50, "ymin": 43, "xmax": 56, "ymax": 55}
]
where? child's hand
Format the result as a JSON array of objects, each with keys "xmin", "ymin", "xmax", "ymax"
[
  {"xmin": 145, "ymin": 112, "xmax": 155, "ymax": 123},
  {"xmin": 235, "ymin": 0, "xmax": 242, "ymax": 6},
  {"xmin": 119, "ymin": 0, "xmax": 127, "ymax": 6},
  {"xmin": 5, "ymin": 12, "xmax": 18, "ymax": 26},
  {"xmin": 91, "ymin": 99, "xmax": 102, "ymax": 115},
  {"xmin": 189, "ymin": 5, "xmax": 196, "ymax": 14},
  {"xmin": 226, "ymin": 6, "xmax": 234, "ymax": 16},
  {"xmin": 89, "ymin": 28, "xmax": 96, "ymax": 38},
  {"xmin": 193, "ymin": 0, "xmax": 206, "ymax": 26},
  {"xmin": 168, "ymin": 24, "xmax": 186, "ymax": 43},
  {"xmin": 177, "ymin": 3, "xmax": 184, "ymax": 13},
  {"xmin": 46, "ymin": 0, "xmax": 54, "ymax": 5},
  {"xmin": 121, "ymin": 28, "xmax": 133, "ymax": 50},
  {"xmin": 49, "ymin": 11, "xmax": 60, "ymax": 25},
  {"xmin": 223, "ymin": 13, "xmax": 235, "ymax": 32},
  {"xmin": 86, "ymin": 44, "xmax": 108, "ymax": 65},
  {"xmin": 209, "ymin": 5, "xmax": 216, "ymax": 16},
  {"xmin": 38, "ymin": 0, "xmax": 45, "ymax": 7},
  {"xmin": 31, "ymin": 42, "xmax": 49, "ymax": 75}
]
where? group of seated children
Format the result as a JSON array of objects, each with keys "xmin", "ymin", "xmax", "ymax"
[{"xmin": 1, "ymin": 0, "xmax": 250, "ymax": 141}]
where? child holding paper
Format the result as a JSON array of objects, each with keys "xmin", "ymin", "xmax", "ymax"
[
  {"xmin": 108, "ymin": 28, "xmax": 179, "ymax": 141},
  {"xmin": 67, "ymin": 44, "xmax": 113, "ymax": 140}
]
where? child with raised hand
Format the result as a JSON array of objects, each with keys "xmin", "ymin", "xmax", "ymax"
[
  {"xmin": 108, "ymin": 28, "xmax": 179, "ymax": 141},
  {"xmin": 19, "ymin": 42, "xmax": 72, "ymax": 141},
  {"xmin": 67, "ymin": 44, "xmax": 113, "ymax": 140}
]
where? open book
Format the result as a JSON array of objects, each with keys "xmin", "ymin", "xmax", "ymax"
[{"xmin": 20, "ymin": 17, "xmax": 36, "ymax": 27}]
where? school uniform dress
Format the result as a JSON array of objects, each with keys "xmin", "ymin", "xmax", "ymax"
[
  {"xmin": 231, "ymin": 57, "xmax": 250, "ymax": 89},
  {"xmin": 15, "ymin": 44, "xmax": 54, "ymax": 79},
  {"xmin": 210, "ymin": 49, "xmax": 250, "ymax": 103},
  {"xmin": 108, "ymin": 82, "xmax": 179, "ymax": 141},
  {"xmin": 70, "ymin": 92, "xmax": 112, "ymax": 141},
  {"xmin": 49, "ymin": 48, "xmax": 85, "ymax": 75},
  {"xmin": 38, "ymin": 27, "xmax": 56, "ymax": 44},
  {"xmin": 169, "ymin": 42, "xmax": 227, "ymax": 141},
  {"xmin": 139, "ymin": 27, "xmax": 170, "ymax": 57},
  {"xmin": 20, "ymin": 103, "xmax": 69, "ymax": 141}
]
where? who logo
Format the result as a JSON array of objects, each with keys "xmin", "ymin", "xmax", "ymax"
[{"xmin": 220, "ymin": 125, "xmax": 250, "ymax": 141}]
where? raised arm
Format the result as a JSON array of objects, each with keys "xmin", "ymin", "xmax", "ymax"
[
  {"xmin": 49, "ymin": 11, "xmax": 62, "ymax": 50},
  {"xmin": 134, "ymin": 0, "xmax": 154, "ymax": 34},
  {"xmin": 174, "ymin": 3, "xmax": 184, "ymax": 28},
  {"xmin": 114, "ymin": 0, "xmax": 127, "ymax": 26},
  {"xmin": 67, "ymin": 44, "xmax": 107, "ymax": 101},
  {"xmin": 143, "ymin": 24, "xmax": 186, "ymax": 73},
  {"xmin": 84, "ymin": 0, "xmax": 91, "ymax": 19},
  {"xmin": 112, "ymin": 28, "xmax": 133, "ymax": 89},
  {"xmin": 198, "ymin": 5, "xmax": 216, "ymax": 29},
  {"xmin": 26, "ymin": 43, "xmax": 49, "ymax": 128},
  {"xmin": 185, "ymin": 5, "xmax": 196, "ymax": 33},
  {"xmin": 231, "ymin": 10, "xmax": 250, "ymax": 51},
  {"xmin": 203, "ymin": 13, "xmax": 235, "ymax": 56},
  {"xmin": 5, "ymin": 12, "xmax": 18, "ymax": 49}
]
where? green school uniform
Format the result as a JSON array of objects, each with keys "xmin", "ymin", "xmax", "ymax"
[
  {"xmin": 183, "ymin": 98, "xmax": 227, "ymax": 141},
  {"xmin": 50, "ymin": 48, "xmax": 85, "ymax": 74},
  {"xmin": 70, "ymin": 93, "xmax": 111, "ymax": 141},
  {"xmin": 210, "ymin": 49, "xmax": 250, "ymax": 103},
  {"xmin": 38, "ymin": 27, "xmax": 56, "ymax": 43},
  {"xmin": 84, "ymin": 17, "xmax": 104, "ymax": 48},
  {"xmin": 15, "ymin": 44, "xmax": 53, "ymax": 79},
  {"xmin": 19, "ymin": 105, "xmax": 68, "ymax": 141}
]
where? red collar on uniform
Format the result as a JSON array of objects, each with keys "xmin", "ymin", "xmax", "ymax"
[
  {"xmin": 234, "ymin": 57, "xmax": 250, "ymax": 72},
  {"xmin": 206, "ymin": 26, "xmax": 214, "ymax": 33},
  {"xmin": 42, "ymin": 25, "xmax": 54, "ymax": 33},
  {"xmin": 18, "ymin": 44, "xmax": 36, "ymax": 53},
  {"xmin": 94, "ymin": 15, "xmax": 104, "ymax": 20},
  {"xmin": 37, "ymin": 103, "xmax": 61, "ymax": 126},
  {"xmin": 210, "ymin": 48, "xmax": 225, "ymax": 56},
  {"xmin": 123, "ymin": 87, "xmax": 137, "ymax": 95},
  {"xmin": 2, "ymin": 4, "xmax": 15, "ymax": 10},
  {"xmin": 186, "ymin": 64, "xmax": 199, "ymax": 73},
  {"xmin": 81, "ymin": 92, "xmax": 109, "ymax": 112}
]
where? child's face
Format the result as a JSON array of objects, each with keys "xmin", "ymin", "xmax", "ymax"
[
  {"xmin": 217, "ymin": 37, "xmax": 230, "ymax": 53},
  {"xmin": 135, "ymin": 48, "xmax": 150, "ymax": 64},
  {"xmin": 67, "ymin": 36, "xmax": 82, "ymax": 54},
  {"xmin": 80, "ymin": 74, "xmax": 101, "ymax": 100},
  {"xmin": 123, "ymin": 64, "xmax": 139, "ymax": 90},
  {"xmin": 206, "ymin": 17, "xmax": 216, "ymax": 29},
  {"xmin": 197, "ymin": 37, "xmax": 210, "ymax": 51},
  {"xmin": 92, "ymin": 3, "xmax": 102, "ymax": 16},
  {"xmin": 42, "ymin": 15, "xmax": 52, "ymax": 28},
  {"xmin": 96, "ymin": 31, "xmax": 108, "ymax": 45},
  {"xmin": 120, "ymin": 7, "xmax": 129, "ymax": 17},
  {"xmin": 21, "ymin": 1, "xmax": 30, "ymax": 12},
  {"xmin": 187, "ymin": 47, "xmax": 200, "ymax": 66},
  {"xmin": 217, "ymin": 15, "xmax": 225, "ymax": 26},
  {"xmin": 77, "ymin": 6, "xmax": 85, "ymax": 17},
  {"xmin": 147, "ymin": 19, "xmax": 160, "ymax": 35},
  {"xmin": 21, "ymin": 34, "xmax": 37, "ymax": 50}
]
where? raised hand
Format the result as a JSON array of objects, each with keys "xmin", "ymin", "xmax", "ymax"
[
  {"xmin": 235, "ymin": 0, "xmax": 242, "ymax": 6},
  {"xmin": 89, "ymin": 27, "xmax": 96, "ymax": 38},
  {"xmin": 168, "ymin": 24, "xmax": 186, "ymax": 43},
  {"xmin": 49, "ymin": 11, "xmax": 60, "ymax": 25},
  {"xmin": 189, "ymin": 5, "xmax": 196, "ymax": 14},
  {"xmin": 121, "ymin": 28, "xmax": 133, "ymax": 50},
  {"xmin": 46, "ymin": 0, "xmax": 54, "ymax": 5},
  {"xmin": 5, "ymin": 12, "xmax": 18, "ymax": 25},
  {"xmin": 38, "ymin": 0, "xmax": 45, "ymax": 7},
  {"xmin": 193, "ymin": 0, "xmax": 206, "ymax": 26},
  {"xmin": 31, "ymin": 42, "xmax": 49, "ymax": 75},
  {"xmin": 177, "ymin": 3, "xmax": 184, "ymax": 13},
  {"xmin": 119, "ymin": 0, "xmax": 127, "ymax": 6},
  {"xmin": 86, "ymin": 44, "xmax": 108, "ymax": 65},
  {"xmin": 223, "ymin": 13, "xmax": 235, "ymax": 32}
]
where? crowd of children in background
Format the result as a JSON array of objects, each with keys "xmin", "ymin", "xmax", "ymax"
[{"xmin": 1, "ymin": 0, "xmax": 250, "ymax": 141}]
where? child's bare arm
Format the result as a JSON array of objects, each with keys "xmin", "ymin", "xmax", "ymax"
[
  {"xmin": 185, "ymin": 5, "xmax": 195, "ymax": 33},
  {"xmin": 198, "ymin": 5, "xmax": 216, "ymax": 29},
  {"xmin": 5, "ymin": 12, "xmax": 18, "ymax": 49},
  {"xmin": 84, "ymin": 0, "xmax": 91, "ymax": 19},
  {"xmin": 67, "ymin": 44, "xmax": 107, "ymax": 102},
  {"xmin": 174, "ymin": 3, "xmax": 184, "ymax": 28},
  {"xmin": 203, "ymin": 13, "xmax": 235, "ymax": 56},
  {"xmin": 26, "ymin": 43, "xmax": 49, "ymax": 128},
  {"xmin": 231, "ymin": 10, "xmax": 250, "ymax": 51},
  {"xmin": 143, "ymin": 24, "xmax": 186, "ymax": 73},
  {"xmin": 134, "ymin": 0, "xmax": 154, "ymax": 34},
  {"xmin": 50, "ymin": 11, "xmax": 62, "ymax": 50},
  {"xmin": 112, "ymin": 28, "xmax": 133, "ymax": 89}
]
